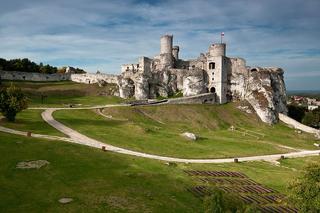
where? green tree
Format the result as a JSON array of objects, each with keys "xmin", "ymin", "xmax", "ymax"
[
  {"xmin": 203, "ymin": 188, "xmax": 246, "ymax": 213},
  {"xmin": 302, "ymin": 108, "xmax": 320, "ymax": 129},
  {"xmin": 288, "ymin": 104, "xmax": 306, "ymax": 122},
  {"xmin": 289, "ymin": 163, "xmax": 320, "ymax": 212},
  {"xmin": 0, "ymin": 84, "xmax": 28, "ymax": 122}
]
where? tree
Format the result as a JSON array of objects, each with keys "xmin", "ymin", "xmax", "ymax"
[
  {"xmin": 0, "ymin": 84, "xmax": 28, "ymax": 122},
  {"xmin": 203, "ymin": 188, "xmax": 247, "ymax": 213},
  {"xmin": 289, "ymin": 163, "xmax": 320, "ymax": 212},
  {"xmin": 288, "ymin": 104, "xmax": 306, "ymax": 122},
  {"xmin": 302, "ymin": 108, "xmax": 320, "ymax": 129}
]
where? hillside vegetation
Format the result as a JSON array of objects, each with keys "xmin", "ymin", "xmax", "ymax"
[{"xmin": 54, "ymin": 103, "xmax": 318, "ymax": 158}]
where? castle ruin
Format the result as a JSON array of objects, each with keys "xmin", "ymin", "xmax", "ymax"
[{"xmin": 117, "ymin": 35, "xmax": 288, "ymax": 124}]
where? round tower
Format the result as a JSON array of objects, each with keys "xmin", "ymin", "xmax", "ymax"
[
  {"xmin": 209, "ymin": 43, "xmax": 226, "ymax": 57},
  {"xmin": 172, "ymin": 46, "xmax": 179, "ymax": 60},
  {"xmin": 160, "ymin": 35, "xmax": 173, "ymax": 54}
]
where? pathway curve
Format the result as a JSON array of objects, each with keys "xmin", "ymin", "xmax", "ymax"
[{"xmin": 38, "ymin": 107, "xmax": 320, "ymax": 163}]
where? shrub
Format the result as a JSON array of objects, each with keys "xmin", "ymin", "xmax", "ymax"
[
  {"xmin": 0, "ymin": 84, "xmax": 28, "ymax": 122},
  {"xmin": 288, "ymin": 163, "xmax": 320, "ymax": 212},
  {"xmin": 203, "ymin": 187, "xmax": 245, "ymax": 213}
]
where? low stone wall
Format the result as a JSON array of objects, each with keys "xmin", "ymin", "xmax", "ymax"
[
  {"xmin": 70, "ymin": 73, "xmax": 119, "ymax": 84},
  {"xmin": 279, "ymin": 113, "xmax": 320, "ymax": 134},
  {"xmin": 0, "ymin": 70, "xmax": 70, "ymax": 81},
  {"xmin": 0, "ymin": 70, "xmax": 119, "ymax": 84},
  {"xmin": 167, "ymin": 93, "xmax": 216, "ymax": 104}
]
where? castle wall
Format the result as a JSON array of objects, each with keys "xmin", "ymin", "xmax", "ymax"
[
  {"xmin": 121, "ymin": 64, "xmax": 140, "ymax": 73},
  {"xmin": 0, "ymin": 70, "xmax": 70, "ymax": 81},
  {"xmin": 70, "ymin": 73, "xmax": 118, "ymax": 84},
  {"xmin": 279, "ymin": 113, "xmax": 320, "ymax": 135},
  {"xmin": 172, "ymin": 46, "xmax": 179, "ymax": 61},
  {"xmin": 167, "ymin": 93, "xmax": 216, "ymax": 104}
]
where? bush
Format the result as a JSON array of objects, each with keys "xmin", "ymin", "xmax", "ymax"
[
  {"xmin": 288, "ymin": 104, "xmax": 306, "ymax": 122},
  {"xmin": 302, "ymin": 108, "xmax": 320, "ymax": 129},
  {"xmin": 289, "ymin": 163, "xmax": 320, "ymax": 212},
  {"xmin": 204, "ymin": 187, "xmax": 251, "ymax": 213},
  {"xmin": 0, "ymin": 84, "xmax": 28, "ymax": 122}
]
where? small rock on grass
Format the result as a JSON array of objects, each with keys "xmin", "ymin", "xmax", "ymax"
[
  {"xmin": 16, "ymin": 160, "xmax": 49, "ymax": 169},
  {"xmin": 58, "ymin": 198, "xmax": 73, "ymax": 204}
]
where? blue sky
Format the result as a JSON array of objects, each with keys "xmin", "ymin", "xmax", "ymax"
[{"xmin": 0, "ymin": 0, "xmax": 319, "ymax": 90}]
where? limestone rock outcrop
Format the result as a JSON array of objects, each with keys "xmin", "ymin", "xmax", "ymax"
[
  {"xmin": 181, "ymin": 132, "xmax": 197, "ymax": 141},
  {"xmin": 182, "ymin": 69, "xmax": 207, "ymax": 97},
  {"xmin": 229, "ymin": 67, "xmax": 287, "ymax": 124}
]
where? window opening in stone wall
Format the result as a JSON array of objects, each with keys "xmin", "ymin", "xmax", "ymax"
[
  {"xmin": 209, "ymin": 62, "xmax": 215, "ymax": 69},
  {"xmin": 210, "ymin": 87, "xmax": 216, "ymax": 93}
]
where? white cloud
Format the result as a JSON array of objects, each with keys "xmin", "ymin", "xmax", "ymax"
[{"xmin": 0, "ymin": 0, "xmax": 319, "ymax": 89}]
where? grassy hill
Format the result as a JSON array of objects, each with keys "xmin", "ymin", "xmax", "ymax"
[
  {"xmin": 53, "ymin": 103, "xmax": 318, "ymax": 159},
  {"xmin": 0, "ymin": 131, "xmax": 319, "ymax": 212},
  {"xmin": 0, "ymin": 81, "xmax": 123, "ymax": 107}
]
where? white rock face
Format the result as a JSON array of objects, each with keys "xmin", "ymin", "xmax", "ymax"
[
  {"xmin": 230, "ymin": 67, "xmax": 287, "ymax": 124},
  {"xmin": 181, "ymin": 132, "xmax": 197, "ymax": 141},
  {"xmin": 183, "ymin": 70, "xmax": 207, "ymax": 97},
  {"xmin": 118, "ymin": 77, "xmax": 135, "ymax": 99},
  {"xmin": 134, "ymin": 74, "xmax": 149, "ymax": 100}
]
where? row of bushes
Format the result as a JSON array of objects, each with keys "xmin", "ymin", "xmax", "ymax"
[{"xmin": 0, "ymin": 58, "xmax": 86, "ymax": 74}]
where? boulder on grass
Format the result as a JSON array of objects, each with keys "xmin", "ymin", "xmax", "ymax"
[{"xmin": 181, "ymin": 132, "xmax": 197, "ymax": 141}]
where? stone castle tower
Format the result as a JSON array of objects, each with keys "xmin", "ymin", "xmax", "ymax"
[{"xmin": 207, "ymin": 43, "xmax": 227, "ymax": 104}]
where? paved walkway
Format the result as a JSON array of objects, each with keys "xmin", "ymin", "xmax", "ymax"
[{"xmin": 1, "ymin": 103, "xmax": 319, "ymax": 163}]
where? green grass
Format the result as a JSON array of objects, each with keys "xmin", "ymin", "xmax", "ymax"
[
  {"xmin": 0, "ymin": 132, "xmax": 201, "ymax": 213},
  {"xmin": 178, "ymin": 156, "xmax": 320, "ymax": 194},
  {"xmin": 53, "ymin": 103, "xmax": 318, "ymax": 159},
  {"xmin": 0, "ymin": 81, "xmax": 123, "ymax": 107},
  {"xmin": 0, "ymin": 132, "xmax": 318, "ymax": 212},
  {"xmin": 0, "ymin": 109, "xmax": 64, "ymax": 136}
]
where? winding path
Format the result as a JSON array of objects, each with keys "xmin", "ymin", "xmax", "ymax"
[
  {"xmin": 40, "ymin": 106, "xmax": 320, "ymax": 163},
  {"xmin": 1, "ymin": 104, "xmax": 319, "ymax": 163}
]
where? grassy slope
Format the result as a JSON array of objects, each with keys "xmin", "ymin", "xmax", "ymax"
[
  {"xmin": 53, "ymin": 103, "xmax": 318, "ymax": 159},
  {"xmin": 0, "ymin": 132, "xmax": 319, "ymax": 212},
  {"xmin": 0, "ymin": 109, "xmax": 64, "ymax": 136},
  {"xmin": 0, "ymin": 81, "xmax": 123, "ymax": 107},
  {"xmin": 0, "ymin": 132, "xmax": 201, "ymax": 213}
]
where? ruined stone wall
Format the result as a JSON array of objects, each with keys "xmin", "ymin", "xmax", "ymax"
[
  {"xmin": 0, "ymin": 70, "xmax": 70, "ymax": 81},
  {"xmin": 70, "ymin": 73, "xmax": 118, "ymax": 84},
  {"xmin": 167, "ymin": 93, "xmax": 216, "ymax": 104}
]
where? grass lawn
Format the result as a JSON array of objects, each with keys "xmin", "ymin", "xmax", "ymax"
[
  {"xmin": 178, "ymin": 155, "xmax": 320, "ymax": 194},
  {"xmin": 0, "ymin": 132, "xmax": 318, "ymax": 212},
  {"xmin": 0, "ymin": 132, "xmax": 201, "ymax": 213},
  {"xmin": 53, "ymin": 103, "xmax": 318, "ymax": 159},
  {"xmin": 0, "ymin": 81, "xmax": 124, "ymax": 107},
  {"xmin": 0, "ymin": 109, "xmax": 64, "ymax": 136}
]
